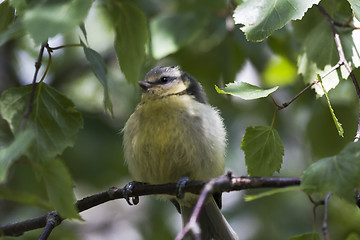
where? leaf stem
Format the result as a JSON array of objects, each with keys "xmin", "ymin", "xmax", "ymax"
[
  {"xmin": 270, "ymin": 109, "xmax": 278, "ymax": 129},
  {"xmin": 39, "ymin": 44, "xmax": 53, "ymax": 83},
  {"xmin": 17, "ymin": 42, "xmax": 84, "ymax": 133},
  {"xmin": 307, "ymin": 195, "xmax": 325, "ymax": 233},
  {"xmin": 333, "ymin": 14, "xmax": 360, "ymax": 29},
  {"xmin": 49, "ymin": 43, "xmax": 82, "ymax": 50}
]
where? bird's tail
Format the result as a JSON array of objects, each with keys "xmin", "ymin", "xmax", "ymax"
[{"xmin": 180, "ymin": 198, "xmax": 238, "ymax": 240}]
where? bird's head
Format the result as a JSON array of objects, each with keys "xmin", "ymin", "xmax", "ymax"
[{"xmin": 139, "ymin": 66, "xmax": 208, "ymax": 104}]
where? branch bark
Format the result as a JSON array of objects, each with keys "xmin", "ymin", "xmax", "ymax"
[
  {"xmin": 0, "ymin": 174, "xmax": 301, "ymax": 238},
  {"xmin": 38, "ymin": 212, "xmax": 62, "ymax": 240}
]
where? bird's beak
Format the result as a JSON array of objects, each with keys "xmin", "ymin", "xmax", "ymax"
[{"xmin": 138, "ymin": 81, "xmax": 152, "ymax": 91}]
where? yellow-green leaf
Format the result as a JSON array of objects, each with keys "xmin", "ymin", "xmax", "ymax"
[
  {"xmin": 288, "ymin": 232, "xmax": 321, "ymax": 240},
  {"xmin": 245, "ymin": 186, "xmax": 301, "ymax": 201},
  {"xmin": 263, "ymin": 55, "xmax": 297, "ymax": 86},
  {"xmin": 317, "ymin": 74, "xmax": 344, "ymax": 137}
]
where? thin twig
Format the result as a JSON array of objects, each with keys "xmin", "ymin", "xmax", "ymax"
[
  {"xmin": 175, "ymin": 176, "xmax": 224, "ymax": 240},
  {"xmin": 322, "ymin": 193, "xmax": 331, "ymax": 240},
  {"xmin": 317, "ymin": 5, "xmax": 360, "ymax": 142},
  {"xmin": 272, "ymin": 61, "xmax": 343, "ymax": 110},
  {"xmin": 356, "ymin": 190, "xmax": 360, "ymax": 208},
  {"xmin": 334, "ymin": 14, "xmax": 360, "ymax": 29},
  {"xmin": 38, "ymin": 212, "xmax": 62, "ymax": 240},
  {"xmin": 269, "ymin": 95, "xmax": 281, "ymax": 109},
  {"xmin": 49, "ymin": 43, "xmax": 82, "ymax": 51},
  {"xmin": 0, "ymin": 175, "xmax": 301, "ymax": 237},
  {"xmin": 19, "ymin": 43, "xmax": 46, "ymax": 132},
  {"xmin": 17, "ymin": 42, "xmax": 85, "ymax": 133},
  {"xmin": 278, "ymin": 83, "xmax": 315, "ymax": 109},
  {"xmin": 271, "ymin": 6, "xmax": 359, "ymax": 112},
  {"xmin": 38, "ymin": 44, "xmax": 53, "ymax": 83}
]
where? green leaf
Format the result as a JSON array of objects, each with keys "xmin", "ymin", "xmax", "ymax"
[
  {"xmin": 79, "ymin": 23, "xmax": 88, "ymax": 43},
  {"xmin": 233, "ymin": 0, "xmax": 320, "ymax": 41},
  {"xmin": 295, "ymin": 6, "xmax": 360, "ymax": 95},
  {"xmin": 317, "ymin": 74, "xmax": 344, "ymax": 137},
  {"xmin": 0, "ymin": 1, "xmax": 15, "ymax": 35},
  {"xmin": 263, "ymin": 55, "xmax": 297, "ymax": 86},
  {"xmin": 109, "ymin": 1, "xmax": 148, "ymax": 83},
  {"xmin": 0, "ymin": 83, "xmax": 83, "ymax": 162},
  {"xmin": 150, "ymin": 13, "xmax": 207, "ymax": 59},
  {"xmin": 215, "ymin": 82, "xmax": 278, "ymax": 100},
  {"xmin": 38, "ymin": 159, "xmax": 80, "ymax": 219},
  {"xmin": 346, "ymin": 233, "xmax": 360, "ymax": 240},
  {"xmin": 241, "ymin": 126, "xmax": 284, "ymax": 176},
  {"xmin": 81, "ymin": 41, "xmax": 113, "ymax": 117},
  {"xmin": 306, "ymin": 101, "xmax": 356, "ymax": 159},
  {"xmin": 288, "ymin": 232, "xmax": 321, "ymax": 240},
  {"xmin": 301, "ymin": 142, "xmax": 360, "ymax": 202},
  {"xmin": 0, "ymin": 185, "xmax": 52, "ymax": 209},
  {"xmin": 348, "ymin": 0, "xmax": 360, "ymax": 21},
  {"xmin": 8, "ymin": 0, "xmax": 27, "ymax": 13},
  {"xmin": 0, "ymin": 18, "xmax": 25, "ymax": 47},
  {"xmin": 0, "ymin": 129, "xmax": 34, "ymax": 182},
  {"xmin": 23, "ymin": 0, "xmax": 92, "ymax": 44},
  {"xmin": 296, "ymin": 18, "xmax": 341, "ymax": 95},
  {"xmin": 245, "ymin": 186, "xmax": 301, "ymax": 201}
]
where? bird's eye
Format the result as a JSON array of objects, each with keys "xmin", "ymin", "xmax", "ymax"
[{"xmin": 160, "ymin": 77, "xmax": 169, "ymax": 84}]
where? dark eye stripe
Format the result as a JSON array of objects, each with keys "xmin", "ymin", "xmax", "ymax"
[
  {"xmin": 160, "ymin": 77, "xmax": 169, "ymax": 83},
  {"xmin": 156, "ymin": 76, "xmax": 175, "ymax": 84}
]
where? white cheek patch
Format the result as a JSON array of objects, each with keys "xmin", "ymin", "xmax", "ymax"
[{"xmin": 167, "ymin": 81, "xmax": 187, "ymax": 94}]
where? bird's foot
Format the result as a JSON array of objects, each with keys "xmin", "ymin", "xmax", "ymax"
[
  {"xmin": 176, "ymin": 177, "xmax": 190, "ymax": 199},
  {"xmin": 122, "ymin": 181, "xmax": 143, "ymax": 205}
]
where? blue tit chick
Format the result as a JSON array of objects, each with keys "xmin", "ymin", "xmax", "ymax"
[{"xmin": 123, "ymin": 66, "xmax": 238, "ymax": 240}]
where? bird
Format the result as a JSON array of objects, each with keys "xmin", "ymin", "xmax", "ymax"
[{"xmin": 123, "ymin": 66, "xmax": 238, "ymax": 240}]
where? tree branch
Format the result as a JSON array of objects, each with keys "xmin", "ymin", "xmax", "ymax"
[
  {"xmin": 0, "ymin": 174, "xmax": 301, "ymax": 238},
  {"xmin": 38, "ymin": 212, "xmax": 62, "ymax": 240}
]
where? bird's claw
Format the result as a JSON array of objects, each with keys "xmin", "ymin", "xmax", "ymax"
[
  {"xmin": 176, "ymin": 177, "xmax": 190, "ymax": 199},
  {"xmin": 122, "ymin": 181, "xmax": 140, "ymax": 205}
]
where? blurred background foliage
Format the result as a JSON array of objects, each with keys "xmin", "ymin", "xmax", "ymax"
[{"xmin": 1, "ymin": 0, "xmax": 360, "ymax": 239}]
